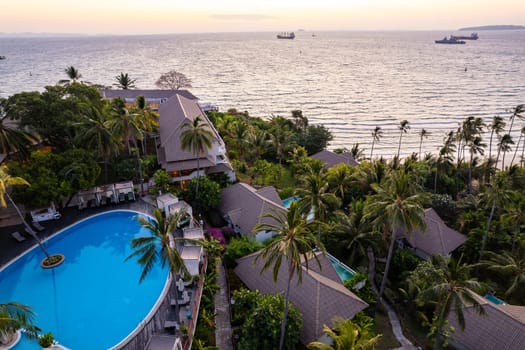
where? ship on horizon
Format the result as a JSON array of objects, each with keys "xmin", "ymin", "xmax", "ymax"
[
  {"xmin": 277, "ymin": 32, "xmax": 295, "ymax": 39},
  {"xmin": 450, "ymin": 32, "xmax": 479, "ymax": 40}
]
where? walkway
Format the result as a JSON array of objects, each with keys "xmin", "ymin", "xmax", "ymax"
[{"xmin": 214, "ymin": 262, "xmax": 234, "ymax": 350}]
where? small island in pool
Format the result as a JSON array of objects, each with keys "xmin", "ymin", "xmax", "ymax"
[{"xmin": 458, "ymin": 24, "xmax": 525, "ymax": 31}]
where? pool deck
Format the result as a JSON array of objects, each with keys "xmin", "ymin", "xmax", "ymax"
[{"xmin": 0, "ymin": 197, "xmax": 153, "ymax": 268}]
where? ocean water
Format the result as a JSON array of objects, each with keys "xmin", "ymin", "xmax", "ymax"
[{"xmin": 1, "ymin": 31, "xmax": 524, "ymax": 157}]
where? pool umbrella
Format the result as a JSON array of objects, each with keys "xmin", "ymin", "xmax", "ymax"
[{"xmin": 176, "ymin": 277, "xmax": 184, "ymax": 292}]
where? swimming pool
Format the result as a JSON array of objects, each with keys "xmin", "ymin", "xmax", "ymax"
[
  {"xmin": 281, "ymin": 196, "xmax": 314, "ymax": 222},
  {"xmin": 485, "ymin": 294, "xmax": 506, "ymax": 305},
  {"xmin": 328, "ymin": 254, "xmax": 356, "ymax": 282},
  {"xmin": 0, "ymin": 210, "xmax": 169, "ymax": 350}
]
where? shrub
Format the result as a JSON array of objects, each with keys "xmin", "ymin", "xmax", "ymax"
[
  {"xmin": 38, "ymin": 332, "xmax": 54, "ymax": 347},
  {"xmin": 223, "ymin": 236, "xmax": 262, "ymax": 268}
]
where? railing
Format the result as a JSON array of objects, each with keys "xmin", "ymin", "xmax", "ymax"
[{"xmin": 182, "ymin": 254, "xmax": 208, "ymax": 350}]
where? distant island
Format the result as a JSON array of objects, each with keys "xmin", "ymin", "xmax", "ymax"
[{"xmin": 459, "ymin": 25, "xmax": 525, "ymax": 31}]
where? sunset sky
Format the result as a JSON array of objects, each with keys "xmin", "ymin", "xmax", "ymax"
[{"xmin": 1, "ymin": 0, "xmax": 524, "ymax": 34}]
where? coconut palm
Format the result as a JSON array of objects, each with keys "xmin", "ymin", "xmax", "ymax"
[
  {"xmin": 466, "ymin": 136, "xmax": 486, "ymax": 194},
  {"xmin": 350, "ymin": 143, "xmax": 365, "ymax": 162},
  {"xmin": 246, "ymin": 128, "xmax": 268, "ymax": 165},
  {"xmin": 0, "ymin": 100, "xmax": 36, "ymax": 160},
  {"xmin": 0, "ymin": 165, "xmax": 50, "ymax": 258},
  {"xmin": 510, "ymin": 125, "xmax": 525, "ymax": 166},
  {"xmin": 434, "ymin": 132, "xmax": 456, "ymax": 193},
  {"xmin": 307, "ymin": 316, "xmax": 381, "ymax": 350},
  {"xmin": 418, "ymin": 128, "xmax": 430, "ymax": 161},
  {"xmin": 270, "ymin": 126, "xmax": 294, "ymax": 166},
  {"xmin": 114, "ymin": 72, "xmax": 136, "ymax": 89},
  {"xmin": 132, "ymin": 95, "xmax": 158, "ymax": 156},
  {"xmin": 505, "ymin": 104, "xmax": 524, "ymax": 141},
  {"xmin": 413, "ymin": 255, "xmax": 484, "ymax": 350},
  {"xmin": 58, "ymin": 66, "xmax": 82, "ymax": 85},
  {"xmin": 479, "ymin": 173, "xmax": 514, "ymax": 260},
  {"xmin": 126, "ymin": 208, "xmax": 189, "ymax": 323},
  {"xmin": 180, "ymin": 115, "xmax": 214, "ymax": 199},
  {"xmin": 327, "ymin": 164, "xmax": 352, "ymax": 205},
  {"xmin": 370, "ymin": 126, "xmax": 383, "ymax": 160},
  {"xmin": 501, "ymin": 197, "xmax": 525, "ymax": 252},
  {"xmin": 496, "ymin": 133, "xmax": 514, "ymax": 170},
  {"xmin": 488, "ymin": 116, "xmax": 505, "ymax": 162},
  {"xmin": 106, "ymin": 97, "xmax": 144, "ymax": 155},
  {"xmin": 297, "ymin": 165, "xmax": 340, "ymax": 242},
  {"xmin": 479, "ymin": 241, "xmax": 525, "ymax": 302},
  {"xmin": 396, "ymin": 120, "xmax": 410, "ymax": 158},
  {"xmin": 254, "ymin": 201, "xmax": 323, "ymax": 350},
  {"xmin": 75, "ymin": 104, "xmax": 120, "ymax": 182},
  {"xmin": 0, "ymin": 302, "xmax": 39, "ymax": 344},
  {"xmin": 364, "ymin": 170, "xmax": 429, "ymax": 297}
]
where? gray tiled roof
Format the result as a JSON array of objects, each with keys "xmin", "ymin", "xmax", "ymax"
[
  {"xmin": 310, "ymin": 150, "xmax": 358, "ymax": 168},
  {"xmin": 448, "ymin": 292, "xmax": 525, "ymax": 350},
  {"xmin": 399, "ymin": 208, "xmax": 466, "ymax": 259},
  {"xmin": 99, "ymin": 89, "xmax": 198, "ymax": 101},
  {"xmin": 234, "ymin": 250, "xmax": 368, "ymax": 344},
  {"xmin": 219, "ymin": 183, "xmax": 286, "ymax": 236}
]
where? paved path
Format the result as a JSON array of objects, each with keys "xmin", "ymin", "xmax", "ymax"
[{"xmin": 214, "ymin": 263, "xmax": 234, "ymax": 350}]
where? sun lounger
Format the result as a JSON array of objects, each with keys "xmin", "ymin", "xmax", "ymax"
[
  {"xmin": 127, "ymin": 192, "xmax": 135, "ymax": 201},
  {"xmin": 118, "ymin": 192, "xmax": 126, "ymax": 202},
  {"xmin": 11, "ymin": 231, "xmax": 26, "ymax": 242},
  {"xmin": 24, "ymin": 227, "xmax": 37, "ymax": 236},
  {"xmin": 32, "ymin": 221, "xmax": 45, "ymax": 232}
]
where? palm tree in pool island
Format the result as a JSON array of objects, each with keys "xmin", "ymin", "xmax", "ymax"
[
  {"xmin": 254, "ymin": 201, "xmax": 324, "ymax": 350},
  {"xmin": 180, "ymin": 115, "xmax": 213, "ymax": 199},
  {"xmin": 126, "ymin": 208, "xmax": 189, "ymax": 324},
  {"xmin": 364, "ymin": 170, "xmax": 428, "ymax": 297},
  {"xmin": 0, "ymin": 302, "xmax": 40, "ymax": 345},
  {"xmin": 0, "ymin": 165, "xmax": 53, "ymax": 260}
]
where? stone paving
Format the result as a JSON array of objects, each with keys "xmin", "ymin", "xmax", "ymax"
[{"xmin": 214, "ymin": 262, "xmax": 234, "ymax": 350}]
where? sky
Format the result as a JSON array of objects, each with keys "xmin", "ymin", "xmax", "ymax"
[{"xmin": 1, "ymin": 0, "xmax": 524, "ymax": 35}]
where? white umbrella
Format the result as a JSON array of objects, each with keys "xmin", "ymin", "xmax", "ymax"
[{"xmin": 176, "ymin": 277, "xmax": 184, "ymax": 292}]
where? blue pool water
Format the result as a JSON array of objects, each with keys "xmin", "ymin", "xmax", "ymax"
[
  {"xmin": 328, "ymin": 254, "xmax": 356, "ymax": 282},
  {"xmin": 282, "ymin": 196, "xmax": 314, "ymax": 222},
  {"xmin": 0, "ymin": 211, "xmax": 169, "ymax": 350},
  {"xmin": 485, "ymin": 294, "xmax": 506, "ymax": 305}
]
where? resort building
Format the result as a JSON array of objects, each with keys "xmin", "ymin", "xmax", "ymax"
[
  {"xmin": 397, "ymin": 208, "xmax": 467, "ymax": 259},
  {"xmin": 234, "ymin": 250, "xmax": 368, "ymax": 344},
  {"xmin": 219, "ymin": 182, "xmax": 285, "ymax": 242},
  {"xmin": 310, "ymin": 150, "xmax": 358, "ymax": 168},
  {"xmin": 99, "ymin": 89, "xmax": 198, "ymax": 111},
  {"xmin": 447, "ymin": 292, "xmax": 525, "ymax": 350}
]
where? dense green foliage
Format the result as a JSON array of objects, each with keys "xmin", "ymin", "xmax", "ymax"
[
  {"xmin": 183, "ymin": 176, "xmax": 221, "ymax": 211},
  {"xmin": 223, "ymin": 235, "xmax": 262, "ymax": 268}
]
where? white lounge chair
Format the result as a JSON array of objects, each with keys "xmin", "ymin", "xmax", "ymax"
[{"xmin": 11, "ymin": 231, "xmax": 26, "ymax": 242}]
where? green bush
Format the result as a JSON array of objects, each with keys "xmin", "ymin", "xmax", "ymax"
[
  {"xmin": 223, "ymin": 236, "xmax": 262, "ymax": 268},
  {"xmin": 183, "ymin": 177, "xmax": 221, "ymax": 211},
  {"xmin": 38, "ymin": 332, "xmax": 54, "ymax": 347}
]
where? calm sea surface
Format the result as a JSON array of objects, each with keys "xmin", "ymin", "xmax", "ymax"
[{"xmin": 1, "ymin": 31, "xmax": 524, "ymax": 157}]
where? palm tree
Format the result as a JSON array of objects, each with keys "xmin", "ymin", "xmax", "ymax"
[
  {"xmin": 307, "ymin": 317, "xmax": 381, "ymax": 350},
  {"xmin": 364, "ymin": 170, "xmax": 429, "ymax": 297},
  {"xmin": 413, "ymin": 255, "xmax": 484, "ymax": 350},
  {"xmin": 106, "ymin": 97, "xmax": 144, "ymax": 155},
  {"xmin": 114, "ymin": 72, "xmax": 136, "ymax": 89},
  {"xmin": 506, "ymin": 104, "xmax": 524, "ymax": 141},
  {"xmin": 0, "ymin": 101, "xmax": 36, "ymax": 160},
  {"xmin": 418, "ymin": 128, "xmax": 430, "ymax": 160},
  {"xmin": 297, "ymin": 165, "xmax": 340, "ymax": 242},
  {"xmin": 466, "ymin": 136, "xmax": 486, "ymax": 194},
  {"xmin": 510, "ymin": 125, "xmax": 525, "ymax": 166},
  {"xmin": 496, "ymin": 133, "xmax": 514, "ymax": 170},
  {"xmin": 370, "ymin": 126, "xmax": 383, "ymax": 160},
  {"xmin": 254, "ymin": 201, "xmax": 323, "ymax": 350},
  {"xmin": 350, "ymin": 143, "xmax": 365, "ymax": 162},
  {"xmin": 479, "ymin": 173, "xmax": 514, "ymax": 260},
  {"xmin": 0, "ymin": 165, "xmax": 51, "ymax": 258},
  {"xmin": 75, "ymin": 104, "xmax": 120, "ymax": 182},
  {"xmin": 488, "ymin": 116, "xmax": 505, "ymax": 162},
  {"xmin": 132, "ymin": 95, "xmax": 158, "ymax": 156},
  {"xmin": 501, "ymin": 197, "xmax": 525, "ymax": 252},
  {"xmin": 126, "ymin": 208, "xmax": 189, "ymax": 324},
  {"xmin": 270, "ymin": 126, "xmax": 294, "ymax": 166},
  {"xmin": 0, "ymin": 302, "xmax": 39, "ymax": 344},
  {"xmin": 480, "ymin": 241, "xmax": 525, "ymax": 302},
  {"xmin": 180, "ymin": 115, "xmax": 214, "ymax": 199},
  {"xmin": 396, "ymin": 120, "xmax": 410, "ymax": 158},
  {"xmin": 434, "ymin": 132, "xmax": 456, "ymax": 193},
  {"xmin": 59, "ymin": 66, "xmax": 82, "ymax": 85},
  {"xmin": 327, "ymin": 164, "xmax": 352, "ymax": 205},
  {"xmin": 246, "ymin": 128, "xmax": 268, "ymax": 165}
]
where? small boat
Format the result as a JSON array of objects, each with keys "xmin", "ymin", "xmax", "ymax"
[
  {"xmin": 450, "ymin": 32, "xmax": 478, "ymax": 40},
  {"xmin": 0, "ymin": 56, "xmax": 6, "ymax": 60},
  {"xmin": 435, "ymin": 37, "xmax": 466, "ymax": 44},
  {"xmin": 277, "ymin": 32, "xmax": 295, "ymax": 39}
]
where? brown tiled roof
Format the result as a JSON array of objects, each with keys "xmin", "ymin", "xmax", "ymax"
[
  {"xmin": 448, "ymin": 292, "xmax": 525, "ymax": 350},
  {"xmin": 234, "ymin": 251, "xmax": 368, "ymax": 344},
  {"xmin": 219, "ymin": 183, "xmax": 286, "ymax": 236},
  {"xmin": 310, "ymin": 150, "xmax": 358, "ymax": 168},
  {"xmin": 157, "ymin": 94, "xmax": 223, "ymax": 169},
  {"xmin": 399, "ymin": 208, "xmax": 466, "ymax": 259},
  {"xmin": 99, "ymin": 89, "xmax": 198, "ymax": 101}
]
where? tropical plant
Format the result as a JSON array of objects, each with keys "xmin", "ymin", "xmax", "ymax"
[
  {"xmin": 106, "ymin": 97, "xmax": 144, "ymax": 155},
  {"xmin": 418, "ymin": 128, "xmax": 430, "ymax": 161},
  {"xmin": 155, "ymin": 70, "xmax": 192, "ymax": 89},
  {"xmin": 38, "ymin": 332, "xmax": 54, "ymax": 347},
  {"xmin": 434, "ymin": 131, "xmax": 456, "ymax": 193},
  {"xmin": 511, "ymin": 125, "xmax": 525, "ymax": 166},
  {"xmin": 496, "ymin": 133, "xmax": 514, "ymax": 170},
  {"xmin": 396, "ymin": 119, "xmax": 410, "ymax": 158},
  {"xmin": 0, "ymin": 99, "xmax": 36, "ymax": 160},
  {"xmin": 183, "ymin": 176, "xmax": 221, "ymax": 212},
  {"xmin": 307, "ymin": 316, "xmax": 381, "ymax": 350},
  {"xmin": 411, "ymin": 255, "xmax": 484, "ymax": 350},
  {"xmin": 0, "ymin": 302, "xmax": 39, "ymax": 344},
  {"xmin": 370, "ymin": 126, "xmax": 383, "ymax": 160},
  {"xmin": 114, "ymin": 72, "xmax": 136, "ymax": 89},
  {"xmin": 254, "ymin": 201, "xmax": 323, "ymax": 350},
  {"xmin": 59, "ymin": 66, "xmax": 82, "ymax": 84},
  {"xmin": 126, "ymin": 208, "xmax": 189, "ymax": 323},
  {"xmin": 151, "ymin": 169, "xmax": 171, "ymax": 195},
  {"xmin": 180, "ymin": 115, "xmax": 214, "ymax": 199},
  {"xmin": 0, "ymin": 165, "xmax": 51, "ymax": 258},
  {"xmin": 363, "ymin": 170, "xmax": 429, "ymax": 297},
  {"xmin": 488, "ymin": 115, "xmax": 505, "ymax": 162}
]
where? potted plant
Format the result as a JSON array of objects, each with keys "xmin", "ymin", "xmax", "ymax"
[{"xmin": 38, "ymin": 332, "xmax": 54, "ymax": 349}]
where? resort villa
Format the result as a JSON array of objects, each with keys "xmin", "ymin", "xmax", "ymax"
[{"xmin": 100, "ymin": 89, "xmax": 236, "ymax": 187}]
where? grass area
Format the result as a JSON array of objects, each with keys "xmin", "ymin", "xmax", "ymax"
[{"xmin": 374, "ymin": 306, "xmax": 401, "ymax": 350}]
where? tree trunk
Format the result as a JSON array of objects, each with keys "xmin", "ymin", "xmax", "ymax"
[
  {"xmin": 279, "ymin": 262, "xmax": 293, "ymax": 350},
  {"xmin": 370, "ymin": 140, "xmax": 375, "ymax": 160},
  {"xmin": 480, "ymin": 203, "xmax": 496, "ymax": 261},
  {"xmin": 6, "ymin": 192, "xmax": 50, "ymax": 258},
  {"xmin": 379, "ymin": 229, "xmax": 396, "ymax": 298},
  {"xmin": 195, "ymin": 149, "xmax": 201, "ymax": 200},
  {"xmin": 511, "ymin": 133, "xmax": 522, "ymax": 167},
  {"xmin": 397, "ymin": 133, "xmax": 403, "ymax": 158}
]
